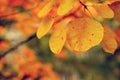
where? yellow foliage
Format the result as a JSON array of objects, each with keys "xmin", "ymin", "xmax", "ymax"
[
  {"xmin": 57, "ymin": 0, "xmax": 77, "ymax": 16},
  {"xmin": 49, "ymin": 21, "xmax": 67, "ymax": 54},
  {"xmin": 37, "ymin": 16, "xmax": 54, "ymax": 39},
  {"xmin": 38, "ymin": 0, "xmax": 56, "ymax": 18},
  {"xmin": 67, "ymin": 17, "xmax": 104, "ymax": 53}
]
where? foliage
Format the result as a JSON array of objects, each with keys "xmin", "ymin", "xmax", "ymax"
[{"xmin": 36, "ymin": 0, "xmax": 120, "ymax": 54}]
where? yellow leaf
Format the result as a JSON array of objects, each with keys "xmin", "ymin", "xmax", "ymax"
[
  {"xmin": 67, "ymin": 17, "xmax": 104, "ymax": 53},
  {"xmin": 49, "ymin": 21, "xmax": 67, "ymax": 54},
  {"xmin": 36, "ymin": 16, "xmax": 54, "ymax": 39},
  {"xmin": 57, "ymin": 0, "xmax": 76, "ymax": 16},
  {"xmin": 94, "ymin": 4, "xmax": 114, "ymax": 18},
  {"xmin": 101, "ymin": 26, "xmax": 117, "ymax": 54},
  {"xmin": 38, "ymin": 0, "xmax": 56, "ymax": 18}
]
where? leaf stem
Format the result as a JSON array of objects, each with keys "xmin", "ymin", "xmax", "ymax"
[
  {"xmin": 79, "ymin": 0, "xmax": 87, "ymax": 9},
  {"xmin": 79, "ymin": 0, "xmax": 94, "ymax": 18}
]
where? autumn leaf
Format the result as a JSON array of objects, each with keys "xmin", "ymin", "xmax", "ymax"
[
  {"xmin": 38, "ymin": 0, "xmax": 56, "ymax": 18},
  {"xmin": 56, "ymin": 50, "xmax": 67, "ymax": 59},
  {"xmin": 36, "ymin": 16, "xmax": 54, "ymax": 39},
  {"xmin": 109, "ymin": 1, "xmax": 120, "ymax": 22},
  {"xmin": 114, "ymin": 29, "xmax": 120, "ymax": 47},
  {"xmin": 57, "ymin": 0, "xmax": 77, "ymax": 16},
  {"xmin": 49, "ymin": 22, "xmax": 67, "ymax": 54},
  {"xmin": 67, "ymin": 17, "xmax": 104, "ymax": 53},
  {"xmin": 0, "ymin": 4, "xmax": 7, "ymax": 14},
  {"xmin": 0, "ymin": 26, "xmax": 4, "ymax": 34},
  {"xmin": 9, "ymin": 0, "xmax": 24, "ymax": 7},
  {"xmin": 17, "ymin": 18, "xmax": 38, "ymax": 37},
  {"xmin": 93, "ymin": 4, "xmax": 114, "ymax": 18},
  {"xmin": 0, "ymin": 40, "xmax": 9, "ymax": 51},
  {"xmin": 101, "ymin": 26, "xmax": 118, "ymax": 54},
  {"xmin": 22, "ymin": 0, "xmax": 39, "ymax": 9}
]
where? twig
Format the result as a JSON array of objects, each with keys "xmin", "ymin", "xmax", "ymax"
[{"xmin": 0, "ymin": 33, "xmax": 36, "ymax": 59}]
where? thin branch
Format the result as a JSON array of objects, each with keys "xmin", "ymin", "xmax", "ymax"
[{"xmin": 0, "ymin": 33, "xmax": 36, "ymax": 59}]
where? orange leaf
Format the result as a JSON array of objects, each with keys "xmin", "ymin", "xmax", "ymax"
[
  {"xmin": 114, "ymin": 29, "xmax": 120, "ymax": 47},
  {"xmin": 9, "ymin": 0, "xmax": 24, "ymax": 7},
  {"xmin": 101, "ymin": 26, "xmax": 118, "ymax": 54},
  {"xmin": 109, "ymin": 1, "xmax": 120, "ymax": 22},
  {"xmin": 94, "ymin": 4, "xmax": 114, "ymax": 18},
  {"xmin": 0, "ymin": 26, "xmax": 4, "ymax": 34},
  {"xmin": 0, "ymin": 41, "xmax": 9, "ymax": 51},
  {"xmin": 56, "ymin": 50, "xmax": 67, "ymax": 59}
]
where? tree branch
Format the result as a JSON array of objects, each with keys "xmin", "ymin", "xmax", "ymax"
[{"xmin": 0, "ymin": 33, "xmax": 36, "ymax": 59}]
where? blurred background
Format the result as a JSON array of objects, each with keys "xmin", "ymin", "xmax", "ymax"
[{"xmin": 0, "ymin": 0, "xmax": 120, "ymax": 80}]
